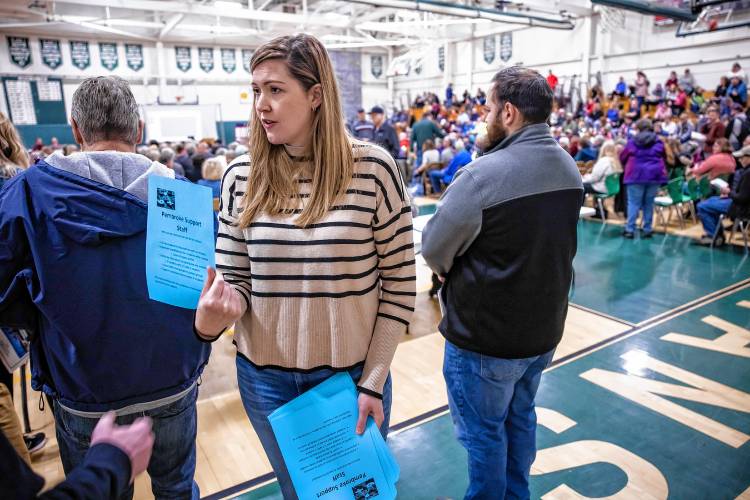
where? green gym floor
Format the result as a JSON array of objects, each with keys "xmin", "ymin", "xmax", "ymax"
[{"xmin": 217, "ymin": 220, "xmax": 750, "ymax": 500}]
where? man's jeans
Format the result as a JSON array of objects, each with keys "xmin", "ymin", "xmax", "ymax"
[
  {"xmin": 429, "ymin": 169, "xmax": 446, "ymax": 194},
  {"xmin": 697, "ymin": 195, "xmax": 732, "ymax": 237},
  {"xmin": 626, "ymin": 183, "xmax": 660, "ymax": 234},
  {"xmin": 52, "ymin": 385, "xmax": 200, "ymax": 500},
  {"xmin": 443, "ymin": 340, "xmax": 555, "ymax": 500},
  {"xmin": 236, "ymin": 356, "xmax": 392, "ymax": 500}
]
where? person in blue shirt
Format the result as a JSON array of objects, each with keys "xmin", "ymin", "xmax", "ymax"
[
  {"xmin": 614, "ymin": 76, "xmax": 627, "ymax": 97},
  {"xmin": 727, "ymin": 76, "xmax": 748, "ymax": 105},
  {"xmin": 197, "ymin": 156, "xmax": 225, "ymax": 238},
  {"xmin": 446, "ymin": 82, "xmax": 454, "ymax": 107},
  {"xmin": 607, "ymin": 105, "xmax": 620, "ymax": 125},
  {"xmin": 574, "ymin": 137, "xmax": 598, "ymax": 162},
  {"xmin": 429, "ymin": 139, "xmax": 472, "ymax": 193}
]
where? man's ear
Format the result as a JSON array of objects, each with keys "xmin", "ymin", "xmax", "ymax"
[
  {"xmin": 503, "ymin": 101, "xmax": 515, "ymax": 126},
  {"xmin": 136, "ymin": 120, "xmax": 145, "ymax": 145},
  {"xmin": 71, "ymin": 119, "xmax": 85, "ymax": 147}
]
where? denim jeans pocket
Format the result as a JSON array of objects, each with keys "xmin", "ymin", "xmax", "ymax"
[
  {"xmin": 479, "ymin": 355, "xmax": 527, "ymax": 382},
  {"xmin": 55, "ymin": 404, "xmax": 96, "ymax": 446},
  {"xmin": 151, "ymin": 385, "xmax": 198, "ymax": 419}
]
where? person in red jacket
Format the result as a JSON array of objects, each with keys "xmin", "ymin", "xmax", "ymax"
[
  {"xmin": 547, "ymin": 69, "xmax": 558, "ymax": 91},
  {"xmin": 700, "ymin": 106, "xmax": 727, "ymax": 157}
]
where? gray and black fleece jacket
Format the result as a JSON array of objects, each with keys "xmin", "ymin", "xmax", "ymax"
[{"xmin": 422, "ymin": 123, "xmax": 583, "ymax": 359}]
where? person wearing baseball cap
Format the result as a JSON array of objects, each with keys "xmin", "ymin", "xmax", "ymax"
[
  {"xmin": 349, "ymin": 107, "xmax": 375, "ymax": 141},
  {"xmin": 370, "ymin": 106, "xmax": 399, "ymax": 159},
  {"xmin": 696, "ymin": 145, "xmax": 750, "ymax": 246}
]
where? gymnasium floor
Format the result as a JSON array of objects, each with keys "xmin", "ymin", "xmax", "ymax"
[{"xmin": 20, "ymin": 210, "xmax": 750, "ymax": 499}]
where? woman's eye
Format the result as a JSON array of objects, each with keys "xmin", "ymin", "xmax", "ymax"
[
  {"xmin": 271, "ymin": 87, "xmax": 281, "ymax": 94},
  {"xmin": 252, "ymin": 88, "xmax": 260, "ymax": 95}
]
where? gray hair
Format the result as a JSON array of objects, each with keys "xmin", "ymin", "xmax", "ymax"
[
  {"xmin": 159, "ymin": 147, "xmax": 175, "ymax": 164},
  {"xmin": 71, "ymin": 76, "xmax": 140, "ymax": 144}
]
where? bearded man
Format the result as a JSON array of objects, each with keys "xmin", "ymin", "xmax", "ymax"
[{"xmin": 421, "ymin": 66, "xmax": 583, "ymax": 500}]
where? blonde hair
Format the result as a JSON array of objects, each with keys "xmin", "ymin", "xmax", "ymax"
[
  {"xmin": 239, "ymin": 34, "xmax": 354, "ymax": 228},
  {"xmin": 202, "ymin": 155, "xmax": 227, "ymax": 180},
  {"xmin": 598, "ymin": 140, "xmax": 622, "ymax": 173},
  {"xmin": 0, "ymin": 112, "xmax": 29, "ymax": 174}
]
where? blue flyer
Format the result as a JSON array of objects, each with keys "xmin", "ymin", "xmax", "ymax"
[
  {"xmin": 269, "ymin": 373, "xmax": 399, "ymax": 499},
  {"xmin": 146, "ymin": 176, "xmax": 215, "ymax": 309}
]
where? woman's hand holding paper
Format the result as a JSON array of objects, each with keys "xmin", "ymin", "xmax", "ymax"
[
  {"xmin": 356, "ymin": 392, "xmax": 385, "ymax": 435},
  {"xmin": 195, "ymin": 267, "xmax": 245, "ymax": 339}
]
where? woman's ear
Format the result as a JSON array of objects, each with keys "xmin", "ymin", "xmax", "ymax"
[{"xmin": 309, "ymin": 84, "xmax": 323, "ymax": 111}]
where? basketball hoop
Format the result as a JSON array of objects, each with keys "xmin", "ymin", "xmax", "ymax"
[{"xmin": 600, "ymin": 6, "xmax": 625, "ymax": 33}]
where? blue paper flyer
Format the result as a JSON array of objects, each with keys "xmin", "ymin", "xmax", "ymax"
[
  {"xmin": 146, "ymin": 176, "xmax": 215, "ymax": 309},
  {"xmin": 269, "ymin": 373, "xmax": 399, "ymax": 499}
]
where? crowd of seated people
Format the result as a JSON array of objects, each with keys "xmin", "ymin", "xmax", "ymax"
[
  {"xmin": 347, "ymin": 88, "xmax": 489, "ymax": 197},
  {"xmin": 549, "ymin": 61, "xmax": 749, "ymax": 245},
  {"xmin": 8, "ymin": 60, "xmax": 750, "ymax": 246}
]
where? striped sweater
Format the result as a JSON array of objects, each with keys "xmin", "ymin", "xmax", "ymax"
[{"xmin": 216, "ymin": 143, "xmax": 416, "ymax": 395}]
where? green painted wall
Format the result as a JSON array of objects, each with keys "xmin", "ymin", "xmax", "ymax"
[{"xmin": 16, "ymin": 124, "xmax": 75, "ymax": 148}]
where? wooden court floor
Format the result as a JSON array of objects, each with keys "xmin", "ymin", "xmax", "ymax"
[{"xmin": 15, "ymin": 212, "xmax": 750, "ymax": 499}]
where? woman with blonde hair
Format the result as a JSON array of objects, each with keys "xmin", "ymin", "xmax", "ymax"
[
  {"xmin": 193, "ymin": 34, "xmax": 415, "ymax": 498},
  {"xmin": 582, "ymin": 140, "xmax": 622, "ymax": 195},
  {"xmin": 0, "ymin": 111, "xmax": 43, "ymax": 459},
  {"xmin": 0, "ymin": 112, "xmax": 29, "ymax": 189},
  {"xmin": 197, "ymin": 155, "xmax": 226, "ymax": 198},
  {"xmin": 198, "ymin": 155, "xmax": 227, "ymax": 238}
]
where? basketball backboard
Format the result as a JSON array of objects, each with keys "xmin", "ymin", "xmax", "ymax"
[{"xmin": 591, "ymin": 0, "xmax": 697, "ymax": 22}]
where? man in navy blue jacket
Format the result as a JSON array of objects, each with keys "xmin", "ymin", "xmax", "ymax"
[
  {"xmin": 0, "ymin": 76, "xmax": 211, "ymax": 499},
  {"xmin": 2, "ymin": 411, "xmax": 154, "ymax": 499}
]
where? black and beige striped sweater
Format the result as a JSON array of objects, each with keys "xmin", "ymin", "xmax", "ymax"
[{"xmin": 216, "ymin": 143, "xmax": 416, "ymax": 396}]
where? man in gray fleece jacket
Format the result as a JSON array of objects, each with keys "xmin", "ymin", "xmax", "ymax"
[{"xmin": 422, "ymin": 67, "xmax": 583, "ymax": 500}]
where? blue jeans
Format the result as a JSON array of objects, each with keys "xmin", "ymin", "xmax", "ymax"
[
  {"xmin": 52, "ymin": 385, "xmax": 200, "ymax": 500},
  {"xmin": 443, "ymin": 341, "xmax": 555, "ymax": 500},
  {"xmin": 236, "ymin": 356, "xmax": 392, "ymax": 500},
  {"xmin": 626, "ymin": 183, "xmax": 660, "ymax": 234},
  {"xmin": 429, "ymin": 169, "xmax": 446, "ymax": 194},
  {"xmin": 697, "ymin": 196, "xmax": 732, "ymax": 237}
]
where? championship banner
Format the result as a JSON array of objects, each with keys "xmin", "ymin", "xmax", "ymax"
[
  {"xmin": 8, "ymin": 37, "xmax": 31, "ymax": 69},
  {"xmin": 176, "ymin": 46, "xmax": 192, "ymax": 72},
  {"xmin": 483, "ymin": 35, "xmax": 496, "ymax": 64},
  {"xmin": 40, "ymin": 39, "xmax": 62, "ymax": 69},
  {"xmin": 125, "ymin": 44, "xmax": 144, "ymax": 71},
  {"xmin": 99, "ymin": 42, "xmax": 119, "ymax": 71},
  {"xmin": 371, "ymin": 55, "xmax": 383, "ymax": 78},
  {"xmin": 221, "ymin": 48, "xmax": 236, "ymax": 73},
  {"xmin": 500, "ymin": 32, "xmax": 513, "ymax": 62},
  {"xmin": 242, "ymin": 49, "xmax": 253, "ymax": 74},
  {"xmin": 438, "ymin": 46, "xmax": 445, "ymax": 72},
  {"xmin": 70, "ymin": 40, "xmax": 91, "ymax": 70},
  {"xmin": 198, "ymin": 47, "xmax": 214, "ymax": 73}
]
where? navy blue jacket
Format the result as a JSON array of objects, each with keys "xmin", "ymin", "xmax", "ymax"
[
  {"xmin": 0, "ymin": 161, "xmax": 210, "ymax": 412},
  {"xmin": 1, "ymin": 430, "xmax": 131, "ymax": 499}
]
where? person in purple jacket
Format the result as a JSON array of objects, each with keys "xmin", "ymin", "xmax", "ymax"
[{"xmin": 619, "ymin": 118, "xmax": 668, "ymax": 238}]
